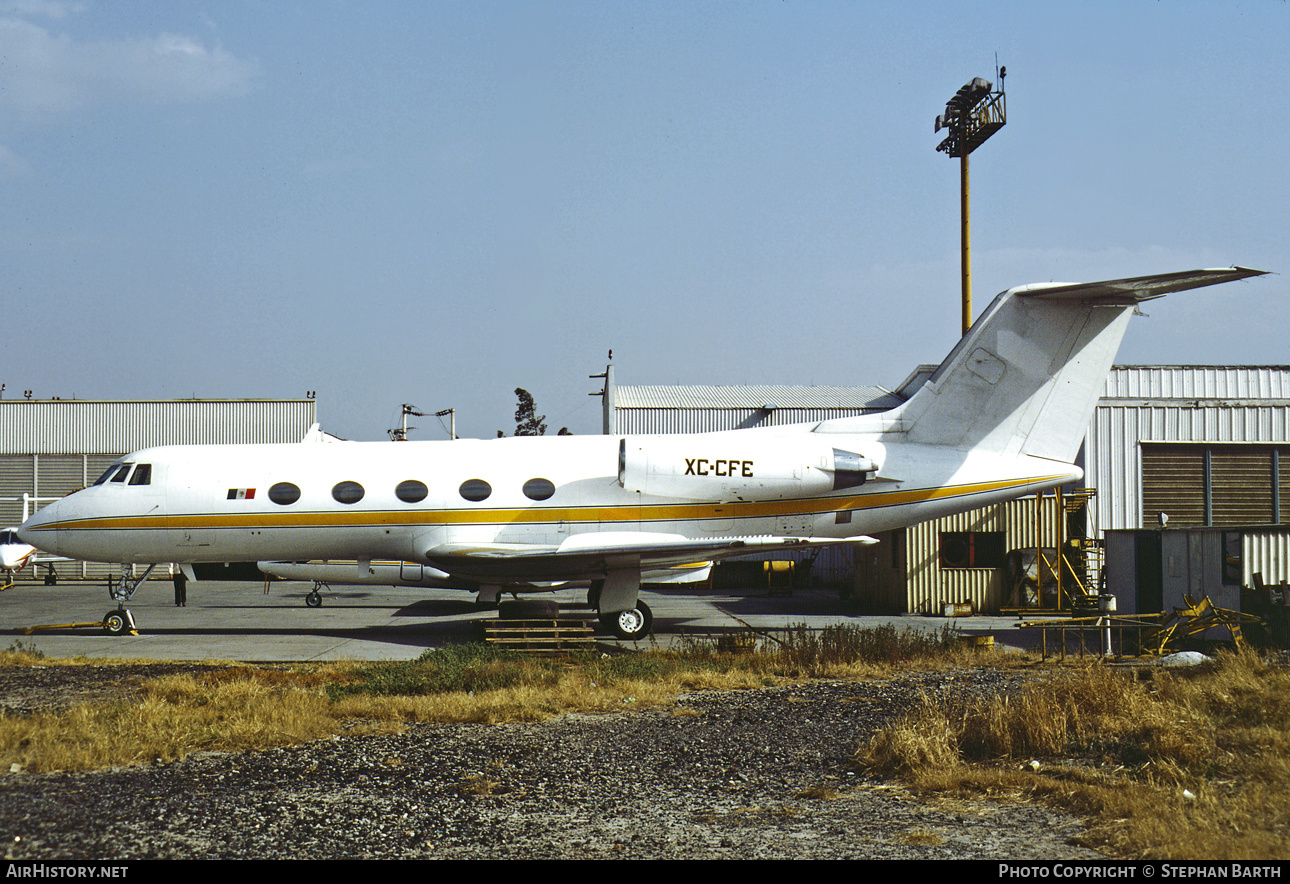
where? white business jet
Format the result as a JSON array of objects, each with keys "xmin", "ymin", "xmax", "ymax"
[
  {"xmin": 3, "ymin": 495, "xmax": 71, "ymax": 585},
  {"xmin": 17, "ymin": 267, "xmax": 1266, "ymax": 638},
  {"xmin": 0, "ymin": 529, "xmax": 70, "ymax": 587},
  {"xmin": 1, "ymin": 528, "xmax": 37, "ymax": 580}
]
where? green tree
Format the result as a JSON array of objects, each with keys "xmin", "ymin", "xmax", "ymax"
[
  {"xmin": 512, "ymin": 387, "xmax": 547, "ymax": 436},
  {"xmin": 499, "ymin": 388, "xmax": 570, "ymax": 436}
]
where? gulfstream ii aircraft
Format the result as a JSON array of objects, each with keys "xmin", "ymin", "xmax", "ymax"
[{"xmin": 17, "ymin": 267, "xmax": 1266, "ymax": 638}]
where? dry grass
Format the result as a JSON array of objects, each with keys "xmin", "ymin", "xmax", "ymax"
[
  {"xmin": 857, "ymin": 651, "xmax": 1290, "ymax": 859},
  {"xmin": 0, "ymin": 625, "xmax": 967, "ymax": 774},
  {"xmin": 0, "ymin": 672, "xmax": 340, "ymax": 773},
  {"xmin": 0, "ymin": 639, "xmax": 792, "ymax": 772},
  {"xmin": 326, "ymin": 667, "xmax": 770, "ymax": 725}
]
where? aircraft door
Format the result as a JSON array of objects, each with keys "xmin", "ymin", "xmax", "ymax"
[{"xmin": 166, "ymin": 462, "xmax": 217, "ymax": 553}]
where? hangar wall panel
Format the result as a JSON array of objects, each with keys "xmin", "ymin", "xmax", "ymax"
[
  {"xmin": 0, "ymin": 456, "xmax": 35, "ymax": 526},
  {"xmin": 1104, "ymin": 366, "xmax": 1290, "ymax": 399},
  {"xmin": 0, "ymin": 400, "xmax": 317, "ymax": 454},
  {"xmin": 611, "ymin": 385, "xmax": 902, "ymax": 435},
  {"xmin": 615, "ymin": 409, "xmax": 844, "ymax": 435}
]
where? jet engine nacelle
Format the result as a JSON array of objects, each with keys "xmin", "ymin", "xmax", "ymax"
[{"xmin": 618, "ymin": 436, "xmax": 879, "ymax": 502}]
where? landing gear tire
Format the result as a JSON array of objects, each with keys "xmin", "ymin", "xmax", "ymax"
[
  {"xmin": 601, "ymin": 601, "xmax": 652, "ymax": 641},
  {"xmin": 103, "ymin": 610, "xmax": 130, "ymax": 636},
  {"xmin": 305, "ymin": 590, "xmax": 323, "ymax": 608}
]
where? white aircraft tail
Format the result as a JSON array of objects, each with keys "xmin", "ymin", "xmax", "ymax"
[{"xmin": 820, "ymin": 268, "xmax": 1266, "ymax": 462}]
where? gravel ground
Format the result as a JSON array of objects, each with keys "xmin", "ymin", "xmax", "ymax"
[{"xmin": 0, "ymin": 665, "xmax": 1106, "ymax": 860}]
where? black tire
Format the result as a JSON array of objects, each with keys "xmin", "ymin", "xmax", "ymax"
[
  {"xmin": 103, "ymin": 610, "xmax": 129, "ymax": 636},
  {"xmin": 600, "ymin": 600, "xmax": 652, "ymax": 640},
  {"xmin": 498, "ymin": 599, "xmax": 560, "ymax": 620},
  {"xmin": 305, "ymin": 591, "xmax": 323, "ymax": 608}
]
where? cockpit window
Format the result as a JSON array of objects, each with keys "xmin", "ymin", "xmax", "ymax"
[
  {"xmin": 109, "ymin": 463, "xmax": 134, "ymax": 483},
  {"xmin": 128, "ymin": 464, "xmax": 152, "ymax": 486},
  {"xmin": 94, "ymin": 464, "xmax": 124, "ymax": 485}
]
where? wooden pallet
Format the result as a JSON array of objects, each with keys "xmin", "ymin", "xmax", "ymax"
[{"xmin": 483, "ymin": 618, "xmax": 598, "ymax": 655}]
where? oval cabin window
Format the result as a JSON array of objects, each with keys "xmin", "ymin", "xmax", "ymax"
[
  {"xmin": 522, "ymin": 478, "xmax": 555, "ymax": 501},
  {"xmin": 459, "ymin": 479, "xmax": 491, "ymax": 502},
  {"xmin": 268, "ymin": 482, "xmax": 301, "ymax": 506},
  {"xmin": 332, "ymin": 481, "xmax": 365, "ymax": 505},
  {"xmin": 396, "ymin": 479, "xmax": 428, "ymax": 503}
]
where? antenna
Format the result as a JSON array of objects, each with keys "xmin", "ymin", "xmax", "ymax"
[{"xmin": 388, "ymin": 403, "xmax": 426, "ymax": 441}]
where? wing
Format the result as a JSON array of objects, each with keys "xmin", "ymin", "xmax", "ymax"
[
  {"xmin": 1014, "ymin": 266, "xmax": 1267, "ymax": 304},
  {"xmin": 424, "ymin": 531, "xmax": 877, "ymax": 583}
]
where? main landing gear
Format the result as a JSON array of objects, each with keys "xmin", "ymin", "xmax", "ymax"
[
  {"xmin": 587, "ymin": 579, "xmax": 654, "ymax": 641},
  {"xmin": 599, "ymin": 601, "xmax": 653, "ymax": 641},
  {"xmin": 103, "ymin": 564, "xmax": 154, "ymax": 635}
]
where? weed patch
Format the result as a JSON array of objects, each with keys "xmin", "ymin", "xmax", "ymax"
[{"xmin": 857, "ymin": 652, "xmax": 1290, "ymax": 859}]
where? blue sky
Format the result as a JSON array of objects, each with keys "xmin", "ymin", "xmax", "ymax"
[{"xmin": 3, "ymin": 1, "xmax": 1286, "ymax": 441}]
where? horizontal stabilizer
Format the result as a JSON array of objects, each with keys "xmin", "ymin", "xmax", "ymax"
[{"xmin": 1015, "ymin": 267, "xmax": 1267, "ymax": 304}]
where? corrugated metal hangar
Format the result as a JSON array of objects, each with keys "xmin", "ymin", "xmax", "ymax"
[
  {"xmin": 606, "ymin": 365, "xmax": 1290, "ymax": 614},
  {"xmin": 1, "ymin": 398, "xmax": 316, "ymax": 579}
]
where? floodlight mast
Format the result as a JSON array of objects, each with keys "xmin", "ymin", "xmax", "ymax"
[{"xmin": 935, "ymin": 69, "xmax": 1006, "ymax": 335}]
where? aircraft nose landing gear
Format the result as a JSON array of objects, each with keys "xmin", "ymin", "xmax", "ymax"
[{"xmin": 103, "ymin": 563, "xmax": 153, "ymax": 635}]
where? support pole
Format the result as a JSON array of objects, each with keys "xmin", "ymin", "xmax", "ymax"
[{"xmin": 961, "ymin": 151, "xmax": 971, "ymax": 336}]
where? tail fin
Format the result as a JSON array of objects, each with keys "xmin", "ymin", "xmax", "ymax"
[{"xmin": 822, "ymin": 268, "xmax": 1266, "ymax": 462}]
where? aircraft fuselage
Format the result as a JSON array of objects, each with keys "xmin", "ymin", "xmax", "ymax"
[{"xmin": 18, "ymin": 429, "xmax": 1079, "ymax": 569}]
